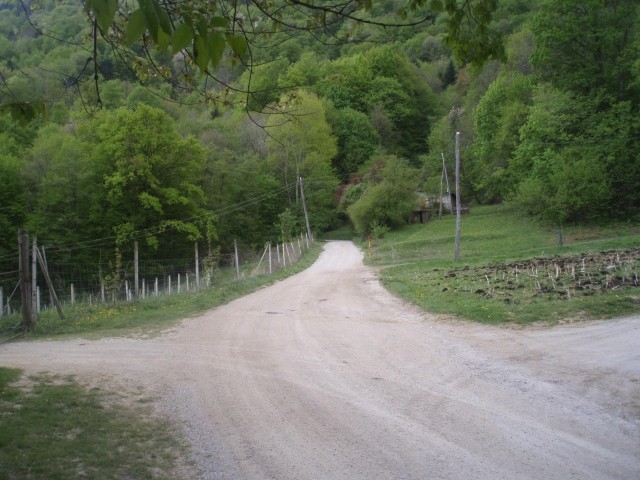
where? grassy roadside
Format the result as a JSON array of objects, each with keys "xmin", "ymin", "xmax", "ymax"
[
  {"xmin": 365, "ymin": 205, "xmax": 640, "ymax": 325},
  {"xmin": 0, "ymin": 243, "xmax": 323, "ymax": 341},
  {"xmin": 0, "ymin": 367, "xmax": 196, "ymax": 480}
]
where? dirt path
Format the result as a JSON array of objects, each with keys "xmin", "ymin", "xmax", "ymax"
[{"xmin": 2, "ymin": 241, "xmax": 639, "ymax": 479}]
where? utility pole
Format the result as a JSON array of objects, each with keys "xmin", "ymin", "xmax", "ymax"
[
  {"xmin": 454, "ymin": 132, "xmax": 462, "ymax": 261},
  {"xmin": 31, "ymin": 235, "xmax": 37, "ymax": 315},
  {"xmin": 299, "ymin": 177, "xmax": 312, "ymax": 241}
]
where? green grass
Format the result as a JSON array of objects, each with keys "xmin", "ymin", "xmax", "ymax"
[
  {"xmin": 366, "ymin": 205, "xmax": 640, "ymax": 324},
  {"xmin": 0, "ymin": 367, "xmax": 196, "ymax": 480},
  {"xmin": 0, "ymin": 244, "xmax": 323, "ymax": 341}
]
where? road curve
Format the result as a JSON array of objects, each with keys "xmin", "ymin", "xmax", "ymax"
[{"xmin": 2, "ymin": 241, "xmax": 639, "ymax": 479}]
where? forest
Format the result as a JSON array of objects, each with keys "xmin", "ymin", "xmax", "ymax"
[{"xmin": 0, "ymin": 0, "xmax": 639, "ymax": 288}]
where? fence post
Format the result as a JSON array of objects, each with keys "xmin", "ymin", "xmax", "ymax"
[
  {"xmin": 36, "ymin": 286, "xmax": 41, "ymax": 313},
  {"xmin": 155, "ymin": 277, "xmax": 158, "ymax": 296},
  {"xmin": 134, "ymin": 240, "xmax": 139, "ymax": 297},
  {"xmin": 36, "ymin": 246, "xmax": 64, "ymax": 319},
  {"xmin": 186, "ymin": 273, "xmax": 190, "ymax": 291},
  {"xmin": 195, "ymin": 242, "xmax": 199, "ymax": 288},
  {"xmin": 178, "ymin": 274, "xmax": 181, "ymax": 293},
  {"xmin": 168, "ymin": 275, "xmax": 172, "ymax": 295},
  {"xmin": 268, "ymin": 243, "xmax": 272, "ymax": 275},
  {"xmin": 0, "ymin": 286, "xmax": 3, "ymax": 318},
  {"xmin": 101, "ymin": 280, "xmax": 105, "ymax": 303},
  {"xmin": 71, "ymin": 283, "xmax": 75, "ymax": 305},
  {"xmin": 17, "ymin": 229, "xmax": 34, "ymax": 327},
  {"xmin": 142, "ymin": 278, "xmax": 146, "ymax": 299}
]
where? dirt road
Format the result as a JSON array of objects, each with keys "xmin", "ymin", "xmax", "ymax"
[{"xmin": 2, "ymin": 241, "xmax": 639, "ymax": 479}]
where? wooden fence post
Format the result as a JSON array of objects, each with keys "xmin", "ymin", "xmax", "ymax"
[
  {"xmin": 195, "ymin": 242, "xmax": 199, "ymax": 288},
  {"xmin": 36, "ymin": 247, "xmax": 63, "ymax": 319},
  {"xmin": 18, "ymin": 230, "xmax": 35, "ymax": 327},
  {"xmin": 134, "ymin": 240, "xmax": 139, "ymax": 297}
]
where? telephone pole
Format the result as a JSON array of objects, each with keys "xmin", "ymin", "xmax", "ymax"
[
  {"xmin": 454, "ymin": 132, "xmax": 462, "ymax": 261},
  {"xmin": 299, "ymin": 177, "xmax": 312, "ymax": 240}
]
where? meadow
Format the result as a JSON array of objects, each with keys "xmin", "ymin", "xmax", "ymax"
[{"xmin": 365, "ymin": 205, "xmax": 640, "ymax": 324}]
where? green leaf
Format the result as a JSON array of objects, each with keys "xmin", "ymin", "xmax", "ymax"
[
  {"xmin": 153, "ymin": 1, "xmax": 172, "ymax": 36},
  {"xmin": 157, "ymin": 28, "xmax": 170, "ymax": 53},
  {"xmin": 172, "ymin": 23, "xmax": 193, "ymax": 52},
  {"xmin": 209, "ymin": 16, "xmax": 229, "ymax": 28},
  {"xmin": 139, "ymin": 0, "xmax": 159, "ymax": 41},
  {"xmin": 194, "ymin": 35, "xmax": 209, "ymax": 72},
  {"xmin": 430, "ymin": 0, "xmax": 444, "ymax": 11},
  {"xmin": 126, "ymin": 9, "xmax": 147, "ymax": 45},
  {"xmin": 87, "ymin": 0, "xmax": 117, "ymax": 33},
  {"xmin": 225, "ymin": 33, "xmax": 248, "ymax": 59},
  {"xmin": 207, "ymin": 31, "xmax": 225, "ymax": 68}
]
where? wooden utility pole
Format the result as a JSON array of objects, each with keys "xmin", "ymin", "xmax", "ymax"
[
  {"xmin": 31, "ymin": 235, "xmax": 37, "ymax": 315},
  {"xmin": 454, "ymin": 132, "xmax": 462, "ymax": 261},
  {"xmin": 18, "ymin": 230, "xmax": 35, "ymax": 327},
  {"xmin": 299, "ymin": 177, "xmax": 312, "ymax": 241},
  {"xmin": 234, "ymin": 239, "xmax": 240, "ymax": 280},
  {"xmin": 439, "ymin": 154, "xmax": 445, "ymax": 219}
]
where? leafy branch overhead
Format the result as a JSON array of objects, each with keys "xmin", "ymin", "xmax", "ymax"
[
  {"xmin": 93, "ymin": 0, "xmax": 501, "ymax": 66},
  {"xmin": 83, "ymin": 0, "xmax": 502, "ymax": 93}
]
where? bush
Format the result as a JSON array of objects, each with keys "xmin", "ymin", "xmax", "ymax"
[{"xmin": 347, "ymin": 155, "xmax": 418, "ymax": 234}]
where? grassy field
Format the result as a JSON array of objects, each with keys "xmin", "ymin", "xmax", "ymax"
[{"xmin": 365, "ymin": 205, "xmax": 640, "ymax": 325}]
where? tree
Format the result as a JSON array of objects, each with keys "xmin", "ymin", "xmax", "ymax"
[
  {"xmin": 0, "ymin": 138, "xmax": 27, "ymax": 271},
  {"xmin": 532, "ymin": 0, "xmax": 640, "ymax": 103},
  {"xmin": 347, "ymin": 155, "xmax": 419, "ymax": 234},
  {"xmin": 467, "ymin": 72, "xmax": 533, "ymax": 202},
  {"xmin": 510, "ymin": 84, "xmax": 615, "ymax": 224},
  {"xmin": 2, "ymin": 0, "xmax": 506, "ymax": 121},
  {"xmin": 90, "ymin": 104, "xmax": 214, "ymax": 257},
  {"xmin": 25, "ymin": 125, "xmax": 104, "ymax": 264},
  {"xmin": 326, "ymin": 106, "xmax": 379, "ymax": 178},
  {"xmin": 266, "ymin": 90, "xmax": 339, "ymax": 232}
]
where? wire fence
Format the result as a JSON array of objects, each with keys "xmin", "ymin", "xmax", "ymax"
[{"xmin": 0, "ymin": 233, "xmax": 314, "ymax": 320}]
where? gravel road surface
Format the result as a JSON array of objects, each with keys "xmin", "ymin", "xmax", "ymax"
[{"xmin": 2, "ymin": 241, "xmax": 639, "ymax": 479}]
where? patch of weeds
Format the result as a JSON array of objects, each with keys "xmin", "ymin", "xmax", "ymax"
[{"xmin": 0, "ymin": 367, "xmax": 196, "ymax": 479}]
